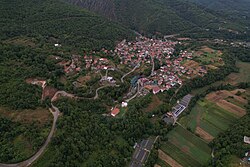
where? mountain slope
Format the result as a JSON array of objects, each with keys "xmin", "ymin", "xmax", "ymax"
[
  {"xmin": 0, "ymin": 0, "xmax": 134, "ymax": 50},
  {"xmin": 188, "ymin": 0, "xmax": 250, "ymax": 28},
  {"xmin": 64, "ymin": 0, "xmax": 249, "ymax": 39}
]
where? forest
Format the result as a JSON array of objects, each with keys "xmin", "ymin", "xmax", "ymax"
[
  {"xmin": 0, "ymin": 0, "xmax": 134, "ymax": 51},
  {"xmin": 34, "ymin": 95, "xmax": 169, "ymax": 166}
]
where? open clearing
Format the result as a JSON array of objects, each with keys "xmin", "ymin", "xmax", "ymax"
[
  {"xmin": 226, "ymin": 61, "xmax": 250, "ymax": 85},
  {"xmin": 158, "ymin": 149, "xmax": 182, "ymax": 167},
  {"xmin": 0, "ymin": 107, "xmax": 52, "ymax": 124},
  {"xmin": 145, "ymin": 95, "xmax": 162, "ymax": 112}
]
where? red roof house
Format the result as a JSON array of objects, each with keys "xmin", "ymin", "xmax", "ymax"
[{"xmin": 111, "ymin": 108, "xmax": 120, "ymax": 117}]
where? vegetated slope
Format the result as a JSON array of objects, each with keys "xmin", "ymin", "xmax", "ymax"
[
  {"xmin": 0, "ymin": 0, "xmax": 134, "ymax": 50},
  {"xmin": 188, "ymin": 0, "xmax": 250, "ymax": 29},
  {"xmin": 64, "ymin": 0, "xmax": 249, "ymax": 39},
  {"xmin": 66, "ymin": 0, "xmax": 116, "ymax": 19}
]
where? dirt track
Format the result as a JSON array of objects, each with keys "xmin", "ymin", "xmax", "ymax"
[{"xmin": 158, "ymin": 149, "xmax": 183, "ymax": 167}]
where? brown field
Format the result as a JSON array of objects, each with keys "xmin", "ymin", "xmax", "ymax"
[
  {"xmin": 183, "ymin": 60, "xmax": 199, "ymax": 68},
  {"xmin": 0, "ymin": 107, "xmax": 52, "ymax": 124},
  {"xmin": 200, "ymin": 46, "xmax": 215, "ymax": 53},
  {"xmin": 4, "ymin": 37, "xmax": 36, "ymax": 47},
  {"xmin": 43, "ymin": 86, "xmax": 57, "ymax": 100},
  {"xmin": 145, "ymin": 95, "xmax": 162, "ymax": 112},
  {"xmin": 207, "ymin": 65, "xmax": 218, "ymax": 70},
  {"xmin": 154, "ymin": 164, "xmax": 161, "ymax": 167},
  {"xmin": 216, "ymin": 100, "xmax": 246, "ymax": 117},
  {"xmin": 206, "ymin": 90, "xmax": 247, "ymax": 104},
  {"xmin": 158, "ymin": 149, "xmax": 183, "ymax": 167},
  {"xmin": 230, "ymin": 89, "xmax": 246, "ymax": 95},
  {"xmin": 195, "ymin": 127, "xmax": 214, "ymax": 142},
  {"xmin": 77, "ymin": 75, "xmax": 91, "ymax": 85}
]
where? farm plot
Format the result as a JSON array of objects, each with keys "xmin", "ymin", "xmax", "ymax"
[
  {"xmin": 166, "ymin": 126, "xmax": 211, "ymax": 165},
  {"xmin": 160, "ymin": 141, "xmax": 202, "ymax": 167}
]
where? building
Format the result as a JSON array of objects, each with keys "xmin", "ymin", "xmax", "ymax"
[
  {"xmin": 244, "ymin": 136, "xmax": 250, "ymax": 144},
  {"xmin": 152, "ymin": 86, "xmax": 160, "ymax": 94},
  {"xmin": 111, "ymin": 108, "xmax": 120, "ymax": 117},
  {"xmin": 122, "ymin": 102, "xmax": 128, "ymax": 108}
]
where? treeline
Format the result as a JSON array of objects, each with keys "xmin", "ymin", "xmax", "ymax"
[
  {"xmin": 229, "ymin": 47, "xmax": 250, "ymax": 62},
  {"xmin": 209, "ymin": 112, "xmax": 250, "ymax": 166}
]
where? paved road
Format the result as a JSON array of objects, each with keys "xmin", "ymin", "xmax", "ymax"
[
  {"xmin": 51, "ymin": 91, "xmax": 75, "ymax": 102},
  {"xmin": 0, "ymin": 104, "xmax": 60, "ymax": 167},
  {"xmin": 150, "ymin": 55, "xmax": 155, "ymax": 76},
  {"xmin": 121, "ymin": 61, "xmax": 141, "ymax": 83},
  {"xmin": 125, "ymin": 81, "xmax": 142, "ymax": 102}
]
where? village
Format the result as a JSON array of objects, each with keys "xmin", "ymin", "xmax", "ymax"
[{"xmin": 50, "ymin": 36, "xmax": 224, "ymax": 117}]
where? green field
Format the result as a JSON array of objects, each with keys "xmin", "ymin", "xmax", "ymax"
[
  {"xmin": 164, "ymin": 126, "xmax": 211, "ymax": 166},
  {"xmin": 180, "ymin": 99, "xmax": 239, "ymax": 137},
  {"xmin": 160, "ymin": 141, "xmax": 202, "ymax": 167},
  {"xmin": 162, "ymin": 96, "xmax": 243, "ymax": 166},
  {"xmin": 191, "ymin": 61, "xmax": 250, "ymax": 95},
  {"xmin": 156, "ymin": 158, "xmax": 171, "ymax": 167}
]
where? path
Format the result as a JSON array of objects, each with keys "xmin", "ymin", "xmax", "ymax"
[
  {"xmin": 93, "ymin": 84, "xmax": 119, "ymax": 99},
  {"xmin": 51, "ymin": 91, "xmax": 75, "ymax": 102},
  {"xmin": 0, "ymin": 103, "xmax": 60, "ymax": 167},
  {"xmin": 170, "ymin": 84, "xmax": 183, "ymax": 102},
  {"xmin": 125, "ymin": 81, "xmax": 141, "ymax": 102},
  {"xmin": 0, "ymin": 84, "xmax": 65, "ymax": 167},
  {"xmin": 121, "ymin": 61, "xmax": 141, "ymax": 83}
]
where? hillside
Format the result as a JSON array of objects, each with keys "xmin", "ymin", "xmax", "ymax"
[
  {"xmin": 0, "ymin": 0, "xmax": 134, "ymax": 50},
  {"xmin": 188, "ymin": 0, "xmax": 250, "ymax": 28},
  {"xmin": 64, "ymin": 0, "xmax": 250, "ymax": 39}
]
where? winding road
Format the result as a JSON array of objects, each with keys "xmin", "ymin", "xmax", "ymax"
[
  {"xmin": 0, "ymin": 103, "xmax": 60, "ymax": 167},
  {"xmin": 121, "ymin": 61, "xmax": 141, "ymax": 83}
]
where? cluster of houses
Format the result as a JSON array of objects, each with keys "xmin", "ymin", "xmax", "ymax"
[
  {"xmin": 57, "ymin": 55, "xmax": 82, "ymax": 75},
  {"xmin": 83, "ymin": 56, "xmax": 113, "ymax": 71},
  {"xmin": 115, "ymin": 36, "xmax": 177, "ymax": 67}
]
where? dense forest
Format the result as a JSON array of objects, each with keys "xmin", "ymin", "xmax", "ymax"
[
  {"xmin": 0, "ymin": 43, "xmax": 60, "ymax": 109},
  {"xmin": 65, "ymin": 0, "xmax": 250, "ymax": 40},
  {"xmin": 0, "ymin": 0, "xmax": 134, "ymax": 51},
  {"xmin": 34, "ymin": 96, "xmax": 169, "ymax": 167}
]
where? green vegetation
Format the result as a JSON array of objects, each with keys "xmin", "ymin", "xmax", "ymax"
[
  {"xmin": 0, "ymin": 0, "xmax": 134, "ymax": 51},
  {"xmin": 67, "ymin": 0, "xmax": 250, "ymax": 40},
  {"xmin": 166, "ymin": 126, "xmax": 211, "ymax": 165},
  {"xmin": 156, "ymin": 158, "xmax": 171, "ymax": 167},
  {"xmin": 0, "ymin": 117, "xmax": 50, "ymax": 163},
  {"xmin": 33, "ymin": 96, "xmax": 168, "ymax": 166},
  {"xmin": 161, "ymin": 141, "xmax": 201, "ymax": 167}
]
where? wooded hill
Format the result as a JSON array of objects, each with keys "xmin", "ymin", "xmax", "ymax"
[
  {"xmin": 64, "ymin": 0, "xmax": 250, "ymax": 40},
  {"xmin": 0, "ymin": 0, "xmax": 134, "ymax": 50}
]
